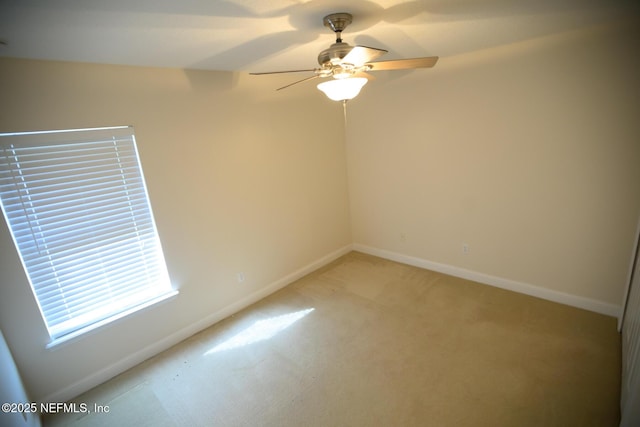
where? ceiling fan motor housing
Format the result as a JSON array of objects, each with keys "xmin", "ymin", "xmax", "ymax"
[{"xmin": 318, "ymin": 42, "xmax": 353, "ymax": 66}]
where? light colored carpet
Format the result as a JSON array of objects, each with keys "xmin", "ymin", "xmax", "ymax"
[{"xmin": 44, "ymin": 251, "xmax": 621, "ymax": 426}]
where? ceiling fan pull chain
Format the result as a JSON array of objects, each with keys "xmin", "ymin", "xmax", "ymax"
[{"xmin": 343, "ymin": 100, "xmax": 348, "ymax": 125}]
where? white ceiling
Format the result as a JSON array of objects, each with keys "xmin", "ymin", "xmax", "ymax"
[{"xmin": 0, "ymin": 0, "xmax": 637, "ymax": 73}]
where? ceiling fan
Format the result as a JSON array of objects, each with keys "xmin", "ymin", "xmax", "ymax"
[{"xmin": 250, "ymin": 12, "xmax": 439, "ymax": 102}]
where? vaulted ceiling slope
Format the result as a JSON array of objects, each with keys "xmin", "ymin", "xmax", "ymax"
[{"xmin": 0, "ymin": 0, "xmax": 638, "ymax": 73}]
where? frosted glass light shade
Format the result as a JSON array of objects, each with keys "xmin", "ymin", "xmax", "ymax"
[{"xmin": 317, "ymin": 77, "xmax": 368, "ymax": 101}]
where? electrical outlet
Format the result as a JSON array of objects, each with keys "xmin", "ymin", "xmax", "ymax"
[
  {"xmin": 400, "ymin": 233, "xmax": 407, "ymax": 242},
  {"xmin": 236, "ymin": 272, "xmax": 245, "ymax": 283},
  {"xmin": 462, "ymin": 243, "xmax": 470, "ymax": 254}
]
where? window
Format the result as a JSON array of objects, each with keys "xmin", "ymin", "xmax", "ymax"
[{"xmin": 0, "ymin": 126, "xmax": 176, "ymax": 346}]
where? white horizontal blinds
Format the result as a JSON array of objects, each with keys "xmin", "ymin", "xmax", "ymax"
[{"xmin": 0, "ymin": 127, "xmax": 172, "ymax": 339}]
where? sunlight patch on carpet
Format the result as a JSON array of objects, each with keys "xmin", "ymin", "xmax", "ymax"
[{"xmin": 205, "ymin": 308, "xmax": 314, "ymax": 354}]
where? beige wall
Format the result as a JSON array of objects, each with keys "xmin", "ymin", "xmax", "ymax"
[
  {"xmin": 347, "ymin": 20, "xmax": 640, "ymax": 308},
  {"xmin": 0, "ymin": 58, "xmax": 352, "ymax": 401},
  {"xmin": 2, "ymin": 16, "xmax": 639, "ymax": 403}
]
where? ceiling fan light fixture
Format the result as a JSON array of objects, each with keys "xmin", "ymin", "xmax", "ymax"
[{"xmin": 317, "ymin": 77, "xmax": 367, "ymax": 102}]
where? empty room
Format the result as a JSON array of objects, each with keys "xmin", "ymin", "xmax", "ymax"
[{"xmin": 1, "ymin": 1, "xmax": 639, "ymax": 426}]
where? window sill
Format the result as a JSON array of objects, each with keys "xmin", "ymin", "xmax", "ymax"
[{"xmin": 45, "ymin": 290, "xmax": 179, "ymax": 350}]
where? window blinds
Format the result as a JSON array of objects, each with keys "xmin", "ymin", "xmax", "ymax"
[{"xmin": 0, "ymin": 127, "xmax": 174, "ymax": 341}]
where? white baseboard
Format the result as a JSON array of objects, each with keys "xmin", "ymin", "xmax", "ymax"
[
  {"xmin": 43, "ymin": 244, "xmax": 353, "ymax": 403},
  {"xmin": 353, "ymin": 243, "xmax": 621, "ymax": 319}
]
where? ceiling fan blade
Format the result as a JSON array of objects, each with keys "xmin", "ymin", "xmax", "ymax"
[
  {"xmin": 250, "ymin": 69, "xmax": 316, "ymax": 75},
  {"xmin": 276, "ymin": 75, "xmax": 320, "ymax": 91},
  {"xmin": 353, "ymin": 71, "xmax": 375, "ymax": 81},
  {"xmin": 342, "ymin": 45, "xmax": 388, "ymax": 67},
  {"xmin": 367, "ymin": 56, "xmax": 439, "ymax": 71}
]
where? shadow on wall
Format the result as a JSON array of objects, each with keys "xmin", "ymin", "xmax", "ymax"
[
  {"xmin": 0, "ymin": 330, "xmax": 41, "ymax": 427},
  {"xmin": 182, "ymin": 68, "xmax": 238, "ymax": 93}
]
